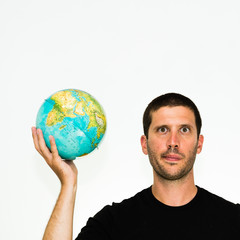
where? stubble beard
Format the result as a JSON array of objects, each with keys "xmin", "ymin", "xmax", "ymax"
[{"xmin": 147, "ymin": 143, "xmax": 198, "ymax": 181}]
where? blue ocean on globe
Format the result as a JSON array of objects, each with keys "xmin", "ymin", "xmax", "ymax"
[{"xmin": 36, "ymin": 89, "xmax": 107, "ymax": 160}]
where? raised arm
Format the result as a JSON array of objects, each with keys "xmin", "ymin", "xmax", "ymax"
[{"xmin": 32, "ymin": 127, "xmax": 78, "ymax": 240}]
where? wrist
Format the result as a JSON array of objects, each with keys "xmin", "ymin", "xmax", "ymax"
[{"xmin": 61, "ymin": 181, "xmax": 78, "ymax": 195}]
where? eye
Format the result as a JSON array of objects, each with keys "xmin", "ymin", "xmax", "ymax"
[
  {"xmin": 180, "ymin": 126, "xmax": 190, "ymax": 133},
  {"xmin": 158, "ymin": 127, "xmax": 168, "ymax": 133}
]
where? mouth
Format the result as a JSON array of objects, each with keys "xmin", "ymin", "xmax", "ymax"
[{"xmin": 162, "ymin": 154, "xmax": 182, "ymax": 162}]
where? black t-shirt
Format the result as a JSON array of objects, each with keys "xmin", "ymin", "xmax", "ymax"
[{"xmin": 76, "ymin": 186, "xmax": 240, "ymax": 239}]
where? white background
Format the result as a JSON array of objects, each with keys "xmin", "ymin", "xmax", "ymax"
[{"xmin": 1, "ymin": 1, "xmax": 240, "ymax": 239}]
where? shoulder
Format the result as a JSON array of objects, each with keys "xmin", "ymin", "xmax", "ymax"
[
  {"xmin": 198, "ymin": 186, "xmax": 240, "ymax": 222},
  {"xmin": 77, "ymin": 187, "xmax": 155, "ymax": 239},
  {"xmin": 199, "ymin": 186, "xmax": 238, "ymax": 207},
  {"xmin": 95, "ymin": 186, "xmax": 152, "ymax": 217}
]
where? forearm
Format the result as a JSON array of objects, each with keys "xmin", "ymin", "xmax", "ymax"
[
  {"xmin": 32, "ymin": 128, "xmax": 78, "ymax": 239},
  {"xmin": 43, "ymin": 184, "xmax": 77, "ymax": 240}
]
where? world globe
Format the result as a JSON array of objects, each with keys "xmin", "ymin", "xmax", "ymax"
[{"xmin": 36, "ymin": 89, "xmax": 107, "ymax": 160}]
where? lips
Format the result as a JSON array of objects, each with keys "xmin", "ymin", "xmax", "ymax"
[{"xmin": 162, "ymin": 154, "xmax": 182, "ymax": 161}]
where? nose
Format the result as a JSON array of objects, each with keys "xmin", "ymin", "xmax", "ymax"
[{"xmin": 167, "ymin": 132, "xmax": 179, "ymax": 149}]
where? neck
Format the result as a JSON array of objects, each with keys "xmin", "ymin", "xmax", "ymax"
[{"xmin": 152, "ymin": 170, "xmax": 197, "ymax": 207}]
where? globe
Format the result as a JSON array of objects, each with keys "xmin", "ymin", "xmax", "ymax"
[{"xmin": 36, "ymin": 89, "xmax": 107, "ymax": 160}]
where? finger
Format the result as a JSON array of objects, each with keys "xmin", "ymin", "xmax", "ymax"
[
  {"xmin": 37, "ymin": 129, "xmax": 52, "ymax": 160},
  {"xmin": 49, "ymin": 135, "xmax": 60, "ymax": 160},
  {"xmin": 32, "ymin": 127, "xmax": 41, "ymax": 153}
]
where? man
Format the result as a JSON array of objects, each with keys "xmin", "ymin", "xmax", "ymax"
[{"xmin": 32, "ymin": 93, "xmax": 240, "ymax": 240}]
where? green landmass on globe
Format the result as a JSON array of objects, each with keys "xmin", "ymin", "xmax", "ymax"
[{"xmin": 36, "ymin": 89, "xmax": 107, "ymax": 160}]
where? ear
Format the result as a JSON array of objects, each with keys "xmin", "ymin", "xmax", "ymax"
[
  {"xmin": 197, "ymin": 134, "xmax": 204, "ymax": 154},
  {"xmin": 140, "ymin": 135, "xmax": 148, "ymax": 155}
]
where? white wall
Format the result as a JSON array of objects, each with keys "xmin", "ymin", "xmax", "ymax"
[{"xmin": 1, "ymin": 1, "xmax": 240, "ymax": 239}]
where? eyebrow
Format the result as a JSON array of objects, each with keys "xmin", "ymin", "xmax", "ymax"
[
  {"xmin": 153, "ymin": 124, "xmax": 168, "ymax": 132},
  {"xmin": 180, "ymin": 124, "xmax": 193, "ymax": 129}
]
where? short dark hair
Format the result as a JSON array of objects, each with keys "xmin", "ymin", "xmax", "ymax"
[{"xmin": 143, "ymin": 93, "xmax": 202, "ymax": 138}]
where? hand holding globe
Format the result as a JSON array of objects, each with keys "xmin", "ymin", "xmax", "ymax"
[
  {"xmin": 32, "ymin": 89, "xmax": 107, "ymax": 238},
  {"xmin": 32, "ymin": 127, "xmax": 78, "ymax": 187}
]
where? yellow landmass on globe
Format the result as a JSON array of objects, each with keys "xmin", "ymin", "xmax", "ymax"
[
  {"xmin": 75, "ymin": 91, "xmax": 106, "ymax": 139},
  {"xmin": 46, "ymin": 90, "xmax": 107, "ymax": 140},
  {"xmin": 53, "ymin": 91, "xmax": 78, "ymax": 109},
  {"xmin": 46, "ymin": 91, "xmax": 77, "ymax": 126},
  {"xmin": 59, "ymin": 125, "xmax": 67, "ymax": 130},
  {"xmin": 74, "ymin": 102, "xmax": 85, "ymax": 116},
  {"xmin": 47, "ymin": 108, "xmax": 65, "ymax": 126}
]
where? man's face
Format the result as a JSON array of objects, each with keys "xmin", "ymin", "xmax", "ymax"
[{"xmin": 141, "ymin": 106, "xmax": 204, "ymax": 181}]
